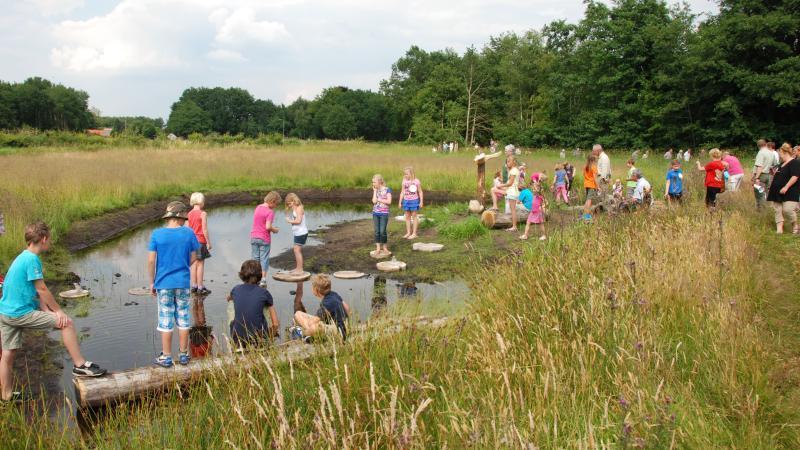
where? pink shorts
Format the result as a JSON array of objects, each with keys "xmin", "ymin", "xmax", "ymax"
[{"xmin": 527, "ymin": 209, "xmax": 544, "ymax": 224}]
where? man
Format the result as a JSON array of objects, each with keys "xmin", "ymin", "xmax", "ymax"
[
  {"xmin": 595, "ymin": 144, "xmax": 612, "ymax": 195},
  {"xmin": 752, "ymin": 139, "xmax": 778, "ymax": 209}
]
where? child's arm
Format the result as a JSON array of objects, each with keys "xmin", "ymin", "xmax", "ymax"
[
  {"xmin": 664, "ymin": 179, "xmax": 671, "ymax": 198},
  {"xmin": 265, "ymin": 218, "xmax": 278, "ymax": 233},
  {"xmin": 342, "ymin": 301, "xmax": 351, "ymax": 316},
  {"xmin": 418, "ymin": 183, "xmax": 424, "ymax": 208},
  {"xmin": 285, "ymin": 206, "xmax": 304, "ymax": 225},
  {"xmin": 147, "ymin": 251, "xmax": 157, "ymax": 296},
  {"xmin": 190, "ymin": 251, "xmax": 198, "ymax": 266},
  {"xmin": 35, "ymin": 280, "xmax": 71, "ymax": 328},
  {"xmin": 267, "ymin": 306, "xmax": 280, "ymax": 334},
  {"xmin": 398, "ymin": 185, "xmax": 404, "ymax": 208},
  {"xmin": 372, "ymin": 188, "xmax": 378, "ymax": 204},
  {"xmin": 201, "ymin": 211, "xmax": 211, "ymax": 250}
]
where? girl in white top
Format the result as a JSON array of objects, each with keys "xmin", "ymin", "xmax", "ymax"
[{"xmin": 284, "ymin": 193, "xmax": 308, "ymax": 275}]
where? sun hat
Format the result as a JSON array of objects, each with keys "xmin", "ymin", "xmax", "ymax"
[
  {"xmin": 162, "ymin": 201, "xmax": 190, "ymax": 220},
  {"xmin": 504, "ymin": 144, "xmax": 515, "ymax": 153}
]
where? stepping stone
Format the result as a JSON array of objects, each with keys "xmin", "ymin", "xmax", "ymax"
[
  {"xmin": 376, "ymin": 261, "xmax": 407, "ymax": 272},
  {"xmin": 370, "ymin": 250, "xmax": 392, "ymax": 259},
  {"xmin": 412, "ymin": 242, "xmax": 444, "ymax": 252},
  {"xmin": 272, "ymin": 271, "xmax": 311, "ymax": 282},
  {"xmin": 59, "ymin": 283, "xmax": 90, "ymax": 299},
  {"xmin": 128, "ymin": 287, "xmax": 152, "ymax": 296},
  {"xmin": 333, "ymin": 271, "xmax": 367, "ymax": 279}
]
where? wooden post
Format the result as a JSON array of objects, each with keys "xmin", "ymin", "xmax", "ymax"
[{"xmin": 477, "ymin": 159, "xmax": 486, "ymax": 206}]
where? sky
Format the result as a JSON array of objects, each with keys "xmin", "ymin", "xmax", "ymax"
[{"xmin": 0, "ymin": 0, "xmax": 718, "ymax": 119}]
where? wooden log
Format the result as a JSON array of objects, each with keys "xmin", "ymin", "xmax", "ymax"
[
  {"xmin": 488, "ymin": 212, "xmax": 527, "ymax": 229},
  {"xmin": 73, "ymin": 316, "xmax": 448, "ymax": 408}
]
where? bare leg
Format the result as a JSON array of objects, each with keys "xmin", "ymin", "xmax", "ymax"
[
  {"xmin": 520, "ymin": 221, "xmax": 531, "ymax": 239},
  {"xmin": 60, "ymin": 322, "xmax": 87, "ymax": 366},
  {"xmin": 584, "ymin": 199, "xmax": 592, "ymax": 216},
  {"xmin": 161, "ymin": 331, "xmax": 172, "ymax": 356},
  {"xmin": 0, "ymin": 349, "xmax": 16, "ymax": 400},
  {"xmin": 507, "ymin": 199, "xmax": 518, "ymax": 231},
  {"xmin": 539, "ymin": 223, "xmax": 546, "ymax": 238},
  {"xmin": 178, "ymin": 329, "xmax": 190, "ymax": 353},
  {"xmin": 294, "ymin": 311, "xmax": 322, "ymax": 336},
  {"xmin": 292, "ymin": 245, "xmax": 304, "ymax": 273},
  {"xmin": 403, "ymin": 212, "xmax": 412, "ymax": 238},
  {"xmin": 409, "ymin": 212, "xmax": 419, "ymax": 239},
  {"xmin": 190, "ymin": 262, "xmax": 197, "ymax": 288},
  {"xmin": 196, "ymin": 260, "xmax": 205, "ymax": 287}
]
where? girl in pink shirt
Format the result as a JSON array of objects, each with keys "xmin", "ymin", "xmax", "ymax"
[
  {"xmin": 250, "ymin": 191, "xmax": 281, "ymax": 284},
  {"xmin": 722, "ymin": 151, "xmax": 744, "ymax": 192}
]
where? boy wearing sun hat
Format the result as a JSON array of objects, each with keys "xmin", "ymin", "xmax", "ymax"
[{"xmin": 148, "ymin": 201, "xmax": 200, "ymax": 368}]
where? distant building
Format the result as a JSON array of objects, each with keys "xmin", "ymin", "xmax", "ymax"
[{"xmin": 86, "ymin": 128, "xmax": 113, "ymax": 137}]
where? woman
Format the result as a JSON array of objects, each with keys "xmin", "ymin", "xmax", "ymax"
[
  {"xmin": 502, "ymin": 156, "xmax": 521, "ymax": 231},
  {"xmin": 722, "ymin": 150, "xmax": 744, "ymax": 192},
  {"xmin": 766, "ymin": 143, "xmax": 800, "ymax": 234},
  {"xmin": 696, "ymin": 148, "xmax": 727, "ymax": 208},
  {"xmin": 582, "ymin": 154, "xmax": 599, "ymax": 221}
]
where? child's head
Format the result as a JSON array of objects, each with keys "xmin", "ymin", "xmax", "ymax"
[
  {"xmin": 285, "ymin": 193, "xmax": 302, "ymax": 209},
  {"xmin": 162, "ymin": 201, "xmax": 189, "ymax": 225},
  {"xmin": 614, "ymin": 178, "xmax": 621, "ymax": 185},
  {"xmin": 626, "ymin": 159, "xmax": 635, "ymax": 167},
  {"xmin": 671, "ymin": 159, "xmax": 681, "ymax": 169},
  {"xmin": 372, "ymin": 174, "xmax": 385, "ymax": 188},
  {"xmin": 263, "ymin": 191, "xmax": 282, "ymax": 207},
  {"xmin": 403, "ymin": 166, "xmax": 415, "ymax": 180},
  {"xmin": 238, "ymin": 260, "xmax": 263, "ymax": 285},
  {"xmin": 555, "ymin": 163, "xmax": 563, "ymax": 171},
  {"xmin": 709, "ymin": 148, "xmax": 722, "ymax": 160},
  {"xmin": 493, "ymin": 170, "xmax": 501, "ymax": 179},
  {"xmin": 506, "ymin": 156, "xmax": 517, "ymax": 168},
  {"xmin": 24, "ymin": 221, "xmax": 51, "ymax": 249},
  {"xmin": 311, "ymin": 274, "xmax": 332, "ymax": 298},
  {"xmin": 189, "ymin": 192, "xmax": 205, "ymax": 208}
]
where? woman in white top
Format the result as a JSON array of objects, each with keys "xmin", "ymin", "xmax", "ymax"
[
  {"xmin": 503, "ymin": 156, "xmax": 521, "ymax": 232},
  {"xmin": 285, "ymin": 193, "xmax": 308, "ymax": 275}
]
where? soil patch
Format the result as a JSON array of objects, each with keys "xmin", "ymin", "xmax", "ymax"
[{"xmin": 61, "ymin": 189, "xmax": 468, "ymax": 252}]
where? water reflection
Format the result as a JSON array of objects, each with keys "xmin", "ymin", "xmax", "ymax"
[
  {"xmin": 189, "ymin": 295, "xmax": 214, "ymax": 359},
  {"xmin": 371, "ymin": 276, "xmax": 387, "ymax": 311}
]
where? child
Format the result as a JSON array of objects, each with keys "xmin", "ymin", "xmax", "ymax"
[
  {"xmin": 284, "ymin": 193, "xmax": 308, "ymax": 275},
  {"xmin": 148, "ymin": 201, "xmax": 200, "ymax": 368},
  {"xmin": 371, "ymin": 174, "xmax": 392, "ymax": 257},
  {"xmin": 625, "ymin": 159, "xmax": 638, "ymax": 198},
  {"xmin": 291, "ymin": 274, "xmax": 350, "ymax": 342},
  {"xmin": 564, "ymin": 162, "xmax": 575, "ymax": 193},
  {"xmin": 398, "ymin": 167, "xmax": 424, "ymax": 240},
  {"xmin": 696, "ymin": 148, "xmax": 727, "ymax": 208},
  {"xmin": 612, "ymin": 179, "xmax": 624, "ymax": 200},
  {"xmin": 553, "ymin": 164, "xmax": 569, "ymax": 204},
  {"xmin": 520, "ymin": 183, "xmax": 547, "ymax": 241},
  {"xmin": 492, "ymin": 170, "xmax": 503, "ymax": 200},
  {"xmin": 583, "ymin": 154, "xmax": 599, "ymax": 221},
  {"xmin": 250, "ymin": 191, "xmax": 281, "ymax": 286},
  {"xmin": 228, "ymin": 260, "xmax": 279, "ymax": 348},
  {"xmin": 188, "ymin": 192, "xmax": 211, "ymax": 295},
  {"xmin": 664, "ymin": 159, "xmax": 684, "ymax": 204},
  {"xmin": 0, "ymin": 222, "xmax": 106, "ymax": 401}
]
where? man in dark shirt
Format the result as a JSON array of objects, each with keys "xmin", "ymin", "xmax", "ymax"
[{"xmin": 293, "ymin": 274, "xmax": 350, "ymax": 341}]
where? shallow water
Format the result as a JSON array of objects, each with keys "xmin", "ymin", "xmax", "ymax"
[{"xmin": 58, "ymin": 205, "xmax": 468, "ymax": 402}]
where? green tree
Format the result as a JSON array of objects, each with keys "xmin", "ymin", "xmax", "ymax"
[
  {"xmin": 167, "ymin": 100, "xmax": 212, "ymax": 137},
  {"xmin": 318, "ymin": 103, "xmax": 357, "ymax": 139}
]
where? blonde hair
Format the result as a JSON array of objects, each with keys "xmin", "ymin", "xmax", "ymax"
[
  {"xmin": 403, "ymin": 166, "xmax": 415, "ymax": 179},
  {"xmin": 189, "ymin": 192, "xmax": 205, "ymax": 206},
  {"xmin": 780, "ymin": 143, "xmax": 793, "ymax": 155},
  {"xmin": 285, "ymin": 192, "xmax": 302, "ymax": 208},
  {"xmin": 264, "ymin": 191, "xmax": 282, "ymax": 206},
  {"xmin": 709, "ymin": 148, "xmax": 722, "ymax": 159},
  {"xmin": 311, "ymin": 274, "xmax": 332, "ymax": 295},
  {"xmin": 372, "ymin": 174, "xmax": 385, "ymax": 185}
]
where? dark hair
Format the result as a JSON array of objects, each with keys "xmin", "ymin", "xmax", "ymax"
[
  {"xmin": 584, "ymin": 154, "xmax": 597, "ymax": 172},
  {"xmin": 238, "ymin": 260, "xmax": 263, "ymax": 284},
  {"xmin": 24, "ymin": 221, "xmax": 50, "ymax": 245},
  {"xmin": 627, "ymin": 159, "xmax": 635, "ymax": 165}
]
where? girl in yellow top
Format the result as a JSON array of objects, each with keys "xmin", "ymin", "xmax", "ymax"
[
  {"xmin": 583, "ymin": 154, "xmax": 599, "ymax": 221},
  {"xmin": 503, "ymin": 157, "xmax": 521, "ymax": 231}
]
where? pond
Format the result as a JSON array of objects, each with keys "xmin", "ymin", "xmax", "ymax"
[{"xmin": 57, "ymin": 204, "xmax": 468, "ymax": 401}]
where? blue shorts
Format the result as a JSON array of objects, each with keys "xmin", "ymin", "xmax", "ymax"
[
  {"xmin": 250, "ymin": 238, "xmax": 271, "ymax": 273},
  {"xmin": 156, "ymin": 288, "xmax": 191, "ymax": 332},
  {"xmin": 293, "ymin": 234, "xmax": 308, "ymax": 246},
  {"xmin": 402, "ymin": 199, "xmax": 420, "ymax": 212}
]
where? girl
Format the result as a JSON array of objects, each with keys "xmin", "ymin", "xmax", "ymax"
[
  {"xmin": 251, "ymin": 192, "xmax": 281, "ymax": 286},
  {"xmin": 553, "ymin": 164, "xmax": 569, "ymax": 204},
  {"xmin": 398, "ymin": 167, "xmax": 424, "ymax": 240},
  {"xmin": 490, "ymin": 170, "xmax": 507, "ymax": 210},
  {"xmin": 188, "ymin": 192, "xmax": 211, "ymax": 295},
  {"xmin": 520, "ymin": 181, "xmax": 546, "ymax": 240},
  {"xmin": 371, "ymin": 174, "xmax": 392, "ymax": 256},
  {"xmin": 284, "ymin": 193, "xmax": 308, "ymax": 275},
  {"xmin": 502, "ymin": 156, "xmax": 521, "ymax": 231},
  {"xmin": 583, "ymin": 154, "xmax": 599, "ymax": 221}
]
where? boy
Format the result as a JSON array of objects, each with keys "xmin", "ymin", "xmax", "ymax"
[
  {"xmin": 149, "ymin": 201, "xmax": 200, "ymax": 368},
  {"xmin": 251, "ymin": 191, "xmax": 281, "ymax": 286},
  {"xmin": 227, "ymin": 260, "xmax": 279, "ymax": 348},
  {"xmin": 0, "ymin": 222, "xmax": 106, "ymax": 402},
  {"xmin": 291, "ymin": 274, "xmax": 350, "ymax": 342},
  {"xmin": 188, "ymin": 192, "xmax": 211, "ymax": 295},
  {"xmin": 665, "ymin": 159, "xmax": 684, "ymax": 204},
  {"xmin": 625, "ymin": 159, "xmax": 638, "ymax": 198}
]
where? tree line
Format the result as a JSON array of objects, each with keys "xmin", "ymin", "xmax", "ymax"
[{"xmin": 2, "ymin": 0, "xmax": 798, "ymax": 148}]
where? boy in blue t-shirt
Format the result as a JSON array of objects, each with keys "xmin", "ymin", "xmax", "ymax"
[
  {"xmin": 292, "ymin": 274, "xmax": 350, "ymax": 342},
  {"xmin": 148, "ymin": 202, "xmax": 200, "ymax": 368},
  {"xmin": 664, "ymin": 160, "xmax": 684, "ymax": 204},
  {"xmin": 0, "ymin": 222, "xmax": 106, "ymax": 402}
]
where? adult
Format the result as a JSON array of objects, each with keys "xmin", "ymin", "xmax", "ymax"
[
  {"xmin": 684, "ymin": 149, "xmax": 691, "ymax": 162},
  {"xmin": 752, "ymin": 139, "xmax": 778, "ymax": 210},
  {"xmin": 582, "ymin": 154, "xmax": 599, "ymax": 221},
  {"xmin": 502, "ymin": 156, "xmax": 521, "ymax": 231},
  {"xmin": 696, "ymin": 148, "xmax": 727, "ymax": 208},
  {"xmin": 766, "ymin": 143, "xmax": 800, "ymax": 234},
  {"xmin": 501, "ymin": 144, "xmax": 518, "ymax": 213},
  {"xmin": 769, "ymin": 142, "xmax": 780, "ymax": 174},
  {"xmin": 595, "ymin": 144, "xmax": 612, "ymax": 194},
  {"xmin": 722, "ymin": 150, "xmax": 744, "ymax": 192},
  {"xmin": 664, "ymin": 149, "xmax": 673, "ymax": 160}
]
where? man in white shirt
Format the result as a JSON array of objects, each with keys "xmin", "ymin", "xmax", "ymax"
[
  {"xmin": 595, "ymin": 144, "xmax": 611, "ymax": 195},
  {"xmin": 752, "ymin": 139, "xmax": 778, "ymax": 209}
]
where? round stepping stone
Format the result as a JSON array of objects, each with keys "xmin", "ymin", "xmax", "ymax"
[
  {"xmin": 370, "ymin": 250, "xmax": 392, "ymax": 259},
  {"xmin": 128, "ymin": 287, "xmax": 152, "ymax": 296},
  {"xmin": 59, "ymin": 283, "xmax": 90, "ymax": 299},
  {"xmin": 272, "ymin": 271, "xmax": 311, "ymax": 282},
  {"xmin": 412, "ymin": 242, "xmax": 444, "ymax": 252},
  {"xmin": 376, "ymin": 261, "xmax": 407, "ymax": 272},
  {"xmin": 333, "ymin": 271, "xmax": 367, "ymax": 280}
]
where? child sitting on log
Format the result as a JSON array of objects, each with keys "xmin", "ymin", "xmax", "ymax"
[
  {"xmin": 291, "ymin": 274, "xmax": 350, "ymax": 343},
  {"xmin": 228, "ymin": 260, "xmax": 279, "ymax": 348}
]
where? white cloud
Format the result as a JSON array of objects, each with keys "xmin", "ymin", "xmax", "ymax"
[
  {"xmin": 24, "ymin": 0, "xmax": 84, "ymax": 16},
  {"xmin": 206, "ymin": 49, "xmax": 247, "ymax": 63},
  {"xmin": 211, "ymin": 7, "xmax": 290, "ymax": 47}
]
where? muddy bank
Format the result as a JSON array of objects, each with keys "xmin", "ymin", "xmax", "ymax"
[{"xmin": 62, "ymin": 189, "xmax": 468, "ymax": 252}]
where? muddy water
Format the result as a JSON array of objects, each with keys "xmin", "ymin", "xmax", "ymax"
[{"xmin": 58, "ymin": 205, "xmax": 468, "ymax": 399}]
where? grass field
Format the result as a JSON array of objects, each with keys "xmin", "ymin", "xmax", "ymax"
[{"xmin": 3, "ymin": 142, "xmax": 796, "ymax": 448}]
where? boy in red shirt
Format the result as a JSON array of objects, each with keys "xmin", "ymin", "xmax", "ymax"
[{"xmin": 696, "ymin": 148, "xmax": 728, "ymax": 207}]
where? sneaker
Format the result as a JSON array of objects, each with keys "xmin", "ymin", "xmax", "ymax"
[
  {"xmin": 153, "ymin": 353, "xmax": 173, "ymax": 368},
  {"xmin": 259, "ymin": 280, "xmax": 268, "ymax": 288},
  {"xmin": 197, "ymin": 287, "xmax": 211, "ymax": 295},
  {"xmin": 190, "ymin": 287, "xmax": 198, "ymax": 294},
  {"xmin": 289, "ymin": 326, "xmax": 304, "ymax": 340},
  {"xmin": 582, "ymin": 213, "xmax": 593, "ymax": 221},
  {"xmin": 539, "ymin": 235, "xmax": 547, "ymax": 241},
  {"xmin": 303, "ymin": 336, "xmax": 314, "ymax": 344},
  {"xmin": 73, "ymin": 361, "xmax": 107, "ymax": 377},
  {"xmin": 178, "ymin": 351, "xmax": 190, "ymax": 365}
]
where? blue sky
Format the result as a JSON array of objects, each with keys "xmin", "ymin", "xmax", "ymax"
[{"xmin": 0, "ymin": 0, "xmax": 718, "ymax": 119}]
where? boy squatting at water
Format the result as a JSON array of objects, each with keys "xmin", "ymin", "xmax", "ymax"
[
  {"xmin": 290, "ymin": 274, "xmax": 350, "ymax": 342},
  {"xmin": 0, "ymin": 222, "xmax": 106, "ymax": 402}
]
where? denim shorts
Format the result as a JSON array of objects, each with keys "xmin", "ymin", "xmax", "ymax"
[
  {"xmin": 156, "ymin": 288, "xmax": 191, "ymax": 332},
  {"xmin": 250, "ymin": 238, "xmax": 271, "ymax": 272},
  {"xmin": 402, "ymin": 199, "xmax": 420, "ymax": 212},
  {"xmin": 293, "ymin": 234, "xmax": 308, "ymax": 246}
]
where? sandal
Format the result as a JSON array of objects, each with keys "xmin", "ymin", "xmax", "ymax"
[
  {"xmin": 1, "ymin": 391, "xmax": 34, "ymax": 404},
  {"xmin": 519, "ymin": 235, "xmax": 529, "ymax": 240}
]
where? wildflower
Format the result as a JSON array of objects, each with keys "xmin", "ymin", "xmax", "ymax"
[
  {"xmin": 635, "ymin": 341, "xmax": 643, "ymax": 351},
  {"xmin": 623, "ymin": 423, "xmax": 632, "ymax": 436},
  {"xmin": 619, "ymin": 395, "xmax": 629, "ymax": 408}
]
